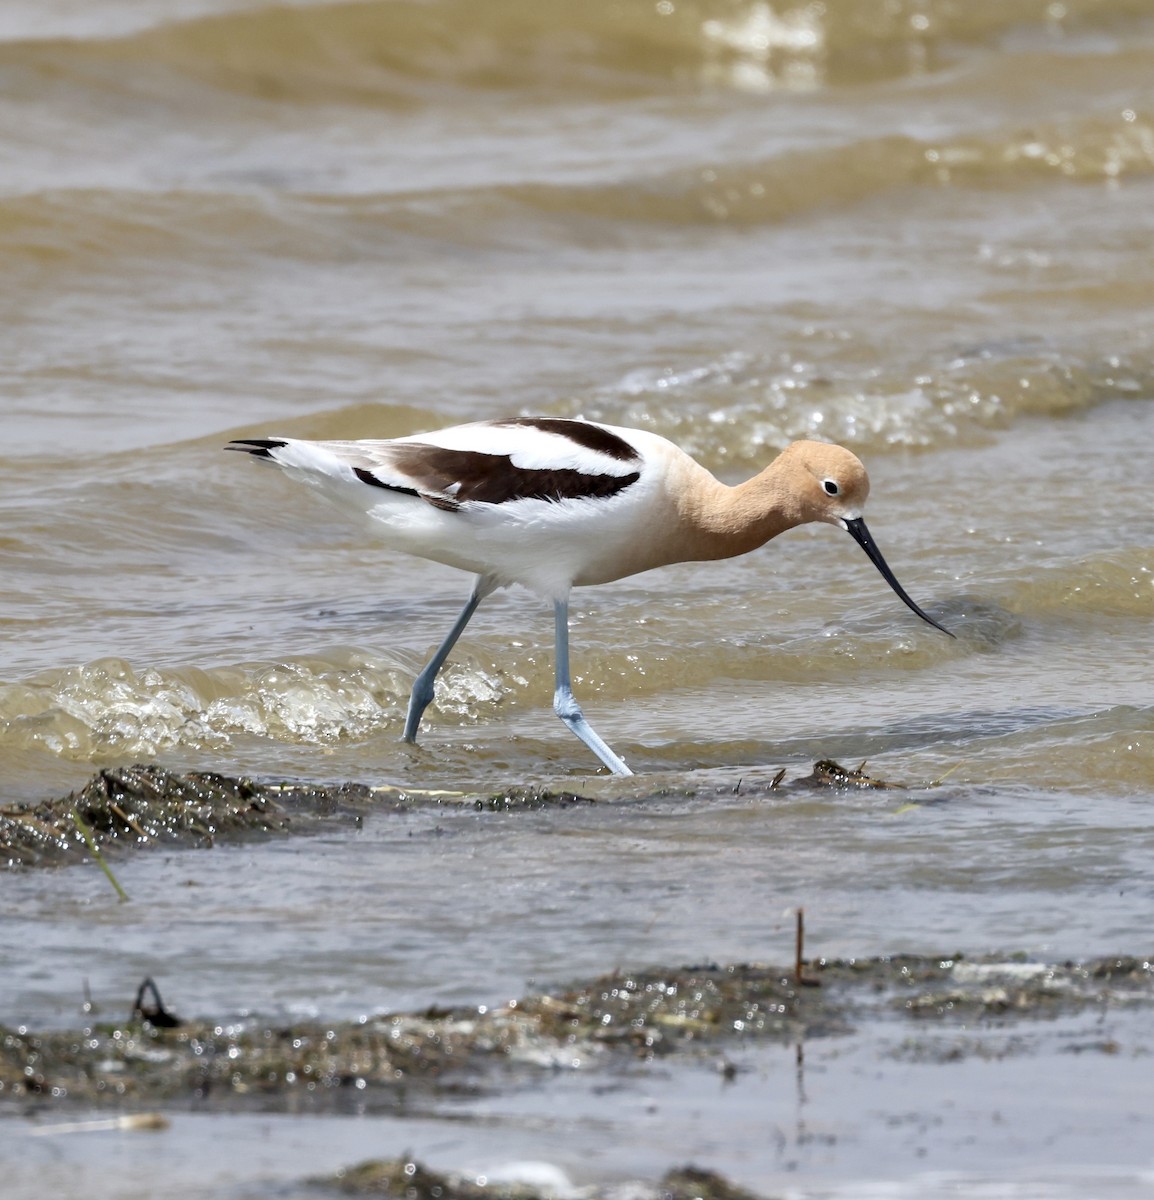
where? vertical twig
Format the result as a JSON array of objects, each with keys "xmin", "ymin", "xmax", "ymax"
[
  {"xmin": 71, "ymin": 806, "xmax": 129, "ymax": 902},
  {"xmin": 794, "ymin": 906, "xmax": 805, "ymax": 986}
]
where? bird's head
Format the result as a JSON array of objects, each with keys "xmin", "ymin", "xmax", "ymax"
[{"xmin": 780, "ymin": 440, "xmax": 953, "ymax": 638}]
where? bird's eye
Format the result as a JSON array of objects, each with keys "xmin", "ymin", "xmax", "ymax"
[{"xmin": 822, "ymin": 479, "xmax": 840, "ymax": 496}]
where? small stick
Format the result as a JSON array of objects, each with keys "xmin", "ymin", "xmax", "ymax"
[
  {"xmin": 369, "ymin": 785, "xmax": 467, "ymax": 798},
  {"xmin": 71, "ymin": 807, "xmax": 129, "ymax": 902},
  {"xmin": 109, "ymin": 802, "xmax": 150, "ymax": 842},
  {"xmin": 131, "ymin": 977, "xmax": 181, "ymax": 1027},
  {"xmin": 928, "ymin": 759, "xmax": 967, "ymax": 786},
  {"xmin": 795, "ymin": 907, "xmax": 804, "ymax": 986},
  {"xmin": 30, "ymin": 1114, "xmax": 169, "ymax": 1136}
]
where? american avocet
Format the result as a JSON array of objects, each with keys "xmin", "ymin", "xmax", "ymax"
[{"xmin": 227, "ymin": 417, "xmax": 952, "ymax": 776}]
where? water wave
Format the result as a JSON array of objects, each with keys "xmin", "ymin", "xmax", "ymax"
[
  {"xmin": 6, "ymin": 103, "xmax": 1154, "ymax": 272},
  {"xmin": 0, "ymin": 581, "xmax": 982, "ymax": 764},
  {"xmin": 0, "ymin": 652, "xmax": 506, "ymax": 759},
  {"xmin": 507, "ymin": 115, "xmax": 1154, "ymax": 226},
  {"xmin": 1005, "ymin": 551, "xmax": 1154, "ymax": 619},
  {"xmin": 3, "ymin": 0, "xmax": 1152, "ymax": 100},
  {"xmin": 575, "ymin": 345, "xmax": 1154, "ymax": 461}
]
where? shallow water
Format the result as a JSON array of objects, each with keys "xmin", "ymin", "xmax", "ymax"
[{"xmin": 2, "ymin": 0, "xmax": 1154, "ymax": 1193}]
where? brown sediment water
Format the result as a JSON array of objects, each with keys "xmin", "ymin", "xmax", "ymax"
[{"xmin": 2, "ymin": 1, "xmax": 1154, "ymax": 1194}]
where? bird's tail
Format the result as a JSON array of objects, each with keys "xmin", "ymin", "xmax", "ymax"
[{"xmin": 225, "ymin": 438, "xmax": 288, "ymax": 460}]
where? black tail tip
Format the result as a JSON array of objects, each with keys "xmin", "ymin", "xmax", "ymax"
[{"xmin": 225, "ymin": 438, "xmax": 287, "ymax": 459}]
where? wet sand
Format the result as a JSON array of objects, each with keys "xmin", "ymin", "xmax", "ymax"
[
  {"xmin": 1, "ymin": 760, "xmax": 893, "ymax": 868},
  {"xmin": 5, "ymin": 943, "xmax": 1153, "ymax": 1198},
  {"xmin": 3, "ymin": 766, "xmax": 1154, "ymax": 1199}
]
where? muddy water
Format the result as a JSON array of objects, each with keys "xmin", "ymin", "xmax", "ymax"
[{"xmin": 2, "ymin": 0, "xmax": 1154, "ymax": 1194}]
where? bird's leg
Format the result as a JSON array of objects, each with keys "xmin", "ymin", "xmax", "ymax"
[
  {"xmin": 403, "ymin": 577, "xmax": 494, "ymax": 743},
  {"xmin": 552, "ymin": 597, "xmax": 632, "ymax": 777}
]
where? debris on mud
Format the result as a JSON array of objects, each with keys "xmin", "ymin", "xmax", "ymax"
[
  {"xmin": 0, "ymin": 765, "xmax": 350, "ymax": 867},
  {"xmin": 315, "ymin": 1158, "xmax": 762, "ymax": 1200},
  {"xmin": 0, "ymin": 961, "xmax": 837, "ymax": 1114},
  {"xmin": 2, "ymin": 955, "xmax": 1149, "ymax": 1116},
  {"xmin": 788, "ymin": 759, "xmax": 903, "ymax": 790},
  {"xmin": 2, "ymin": 760, "xmax": 904, "ymax": 870},
  {"xmin": 320, "ymin": 1157, "xmax": 546, "ymax": 1199},
  {"xmin": 0, "ymin": 765, "xmax": 599, "ymax": 869},
  {"xmin": 473, "ymin": 787, "xmax": 596, "ymax": 812},
  {"xmin": 658, "ymin": 1166, "xmax": 765, "ymax": 1200}
]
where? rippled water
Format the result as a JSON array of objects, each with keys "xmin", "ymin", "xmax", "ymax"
[{"xmin": 2, "ymin": 0, "xmax": 1154, "ymax": 1194}]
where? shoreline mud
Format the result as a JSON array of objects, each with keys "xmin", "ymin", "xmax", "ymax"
[
  {"xmin": 1, "ymin": 760, "xmax": 899, "ymax": 870},
  {"xmin": 4, "ymin": 952, "xmax": 1149, "ymax": 1116}
]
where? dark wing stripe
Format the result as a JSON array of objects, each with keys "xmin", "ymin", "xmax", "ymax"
[
  {"xmin": 354, "ymin": 465, "xmax": 461, "ymax": 511},
  {"xmin": 367, "ymin": 443, "xmax": 639, "ymax": 508},
  {"xmin": 458, "ymin": 463, "xmax": 641, "ymax": 505},
  {"xmin": 226, "ymin": 438, "xmax": 287, "ymax": 459},
  {"xmin": 493, "ymin": 417, "xmax": 641, "ymax": 464},
  {"xmin": 353, "ymin": 467, "xmax": 421, "ymax": 498}
]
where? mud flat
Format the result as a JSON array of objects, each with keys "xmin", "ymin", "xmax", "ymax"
[
  {"xmin": 5, "ymin": 951, "xmax": 1153, "ymax": 1198},
  {"xmin": 0, "ymin": 760, "xmax": 893, "ymax": 869},
  {"xmin": 4, "ymin": 950, "xmax": 1149, "ymax": 1110},
  {"xmin": 4, "ymin": 765, "xmax": 1153, "ymax": 1198}
]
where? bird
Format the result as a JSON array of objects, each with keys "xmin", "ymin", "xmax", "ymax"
[{"xmin": 226, "ymin": 416, "xmax": 953, "ymax": 777}]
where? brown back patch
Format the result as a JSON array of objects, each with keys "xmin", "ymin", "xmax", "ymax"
[{"xmin": 385, "ymin": 444, "xmax": 640, "ymax": 507}]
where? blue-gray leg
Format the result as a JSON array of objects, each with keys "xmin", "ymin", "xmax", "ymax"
[
  {"xmin": 403, "ymin": 577, "xmax": 495, "ymax": 743},
  {"xmin": 553, "ymin": 597, "xmax": 632, "ymax": 777}
]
